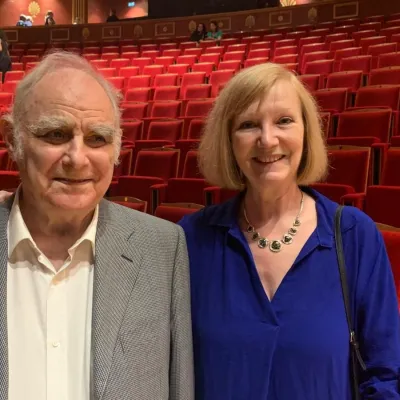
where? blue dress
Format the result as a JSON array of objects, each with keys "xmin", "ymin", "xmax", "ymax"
[{"xmin": 178, "ymin": 188, "xmax": 400, "ymax": 400}]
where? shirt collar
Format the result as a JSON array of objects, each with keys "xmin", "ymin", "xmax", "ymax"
[
  {"xmin": 8, "ymin": 188, "xmax": 99, "ymax": 258},
  {"xmin": 206, "ymin": 186, "xmax": 336, "ymax": 249}
]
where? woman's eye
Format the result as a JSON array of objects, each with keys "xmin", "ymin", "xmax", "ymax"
[
  {"xmin": 278, "ymin": 117, "xmax": 293, "ymax": 125},
  {"xmin": 238, "ymin": 121, "xmax": 257, "ymax": 130}
]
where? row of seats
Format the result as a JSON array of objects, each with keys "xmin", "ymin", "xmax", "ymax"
[
  {"xmin": 2, "ymin": 63, "xmax": 400, "ymax": 105},
  {"xmin": 8, "ymin": 12, "xmax": 400, "ymax": 53},
  {"xmin": 7, "ymin": 15, "xmax": 400, "ymax": 71},
  {"xmin": 1, "ymin": 143, "xmax": 397, "ymax": 220},
  {"xmin": 9, "ymin": 32, "xmax": 400, "ymax": 61},
  {"xmin": 81, "ymin": 144, "xmax": 400, "ymax": 231},
  {"xmin": 7, "ymin": 35, "xmax": 400, "ymax": 75}
]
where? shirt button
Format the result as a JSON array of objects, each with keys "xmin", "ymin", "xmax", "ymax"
[{"xmin": 52, "ymin": 341, "xmax": 60, "ymax": 348}]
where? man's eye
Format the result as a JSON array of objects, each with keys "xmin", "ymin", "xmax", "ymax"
[
  {"xmin": 43, "ymin": 131, "xmax": 68, "ymax": 143},
  {"xmin": 238, "ymin": 121, "xmax": 257, "ymax": 130},
  {"xmin": 86, "ymin": 135, "xmax": 107, "ymax": 147}
]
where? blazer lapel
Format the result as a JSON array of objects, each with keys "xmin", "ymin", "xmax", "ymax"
[
  {"xmin": 91, "ymin": 201, "xmax": 143, "ymax": 400},
  {"xmin": 0, "ymin": 197, "xmax": 14, "ymax": 400}
]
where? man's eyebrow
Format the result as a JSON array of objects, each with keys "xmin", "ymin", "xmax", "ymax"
[
  {"xmin": 26, "ymin": 115, "xmax": 74, "ymax": 136},
  {"xmin": 87, "ymin": 123, "xmax": 116, "ymax": 138}
]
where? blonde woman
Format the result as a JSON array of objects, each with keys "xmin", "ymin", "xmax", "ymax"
[{"xmin": 178, "ymin": 63, "xmax": 400, "ymax": 399}]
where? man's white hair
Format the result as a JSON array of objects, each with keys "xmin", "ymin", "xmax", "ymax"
[{"xmin": 4, "ymin": 50, "xmax": 122, "ymax": 163}]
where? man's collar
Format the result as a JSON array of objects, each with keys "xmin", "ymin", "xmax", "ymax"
[{"xmin": 8, "ymin": 187, "xmax": 99, "ymax": 258}]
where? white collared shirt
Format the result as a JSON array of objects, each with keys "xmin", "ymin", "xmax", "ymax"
[{"xmin": 7, "ymin": 190, "xmax": 98, "ymax": 400}]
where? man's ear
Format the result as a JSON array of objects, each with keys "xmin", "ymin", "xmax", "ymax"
[{"xmin": 0, "ymin": 116, "xmax": 16, "ymax": 160}]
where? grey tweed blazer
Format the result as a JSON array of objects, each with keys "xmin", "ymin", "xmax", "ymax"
[{"xmin": 0, "ymin": 197, "xmax": 194, "ymax": 400}]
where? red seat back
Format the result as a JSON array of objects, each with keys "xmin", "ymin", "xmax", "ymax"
[{"xmin": 134, "ymin": 150, "xmax": 179, "ymax": 180}]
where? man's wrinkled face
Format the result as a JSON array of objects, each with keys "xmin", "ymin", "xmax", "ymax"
[{"xmin": 14, "ymin": 68, "xmax": 117, "ymax": 214}]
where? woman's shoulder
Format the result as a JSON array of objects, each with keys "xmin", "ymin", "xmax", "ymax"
[
  {"xmin": 178, "ymin": 195, "xmax": 239, "ymax": 235},
  {"xmin": 178, "ymin": 204, "xmax": 226, "ymax": 231},
  {"xmin": 310, "ymin": 187, "xmax": 381, "ymax": 241}
]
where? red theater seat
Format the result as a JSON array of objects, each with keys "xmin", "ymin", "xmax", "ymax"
[
  {"xmin": 314, "ymin": 88, "xmax": 350, "ymax": 113},
  {"xmin": 204, "ymin": 187, "xmax": 240, "ymax": 205},
  {"xmin": 152, "ymin": 150, "xmax": 209, "ymax": 207},
  {"xmin": 115, "ymin": 149, "xmax": 180, "ymax": 213},
  {"xmin": 376, "ymin": 224, "xmax": 400, "ymax": 306},
  {"xmin": 121, "ymin": 103, "xmax": 148, "ymax": 120},
  {"xmin": 344, "ymin": 186, "xmax": 400, "ymax": 226},
  {"xmin": 326, "ymin": 71, "xmax": 363, "ymax": 92},
  {"xmin": 146, "ymin": 120, "xmax": 183, "ymax": 141},
  {"xmin": 108, "ymin": 196, "xmax": 148, "ymax": 213},
  {"xmin": 369, "ymin": 66, "xmax": 400, "ymax": 85},
  {"xmin": 299, "ymin": 74, "xmax": 321, "ymax": 91},
  {"xmin": 310, "ymin": 145, "xmax": 371, "ymax": 204},
  {"xmin": 121, "ymin": 120, "xmax": 143, "ymax": 141},
  {"xmin": 153, "ymin": 86, "xmax": 180, "ymax": 101},
  {"xmin": 0, "ymin": 171, "xmax": 20, "ymax": 191},
  {"xmin": 380, "ymin": 147, "xmax": 400, "ymax": 186},
  {"xmin": 154, "ymin": 203, "xmax": 203, "ymax": 223},
  {"xmin": 378, "ymin": 52, "xmax": 400, "ymax": 68}
]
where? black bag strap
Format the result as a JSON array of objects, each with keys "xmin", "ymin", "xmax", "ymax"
[{"xmin": 334, "ymin": 206, "xmax": 367, "ymax": 400}]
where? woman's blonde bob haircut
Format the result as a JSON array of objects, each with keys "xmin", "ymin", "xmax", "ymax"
[{"xmin": 199, "ymin": 63, "xmax": 328, "ymax": 190}]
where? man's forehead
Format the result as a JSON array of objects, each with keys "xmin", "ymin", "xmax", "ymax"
[
  {"xmin": 25, "ymin": 68, "xmax": 115, "ymax": 120},
  {"xmin": 30, "ymin": 68, "xmax": 110, "ymax": 103}
]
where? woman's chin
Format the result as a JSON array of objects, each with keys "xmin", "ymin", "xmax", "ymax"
[{"xmin": 256, "ymin": 170, "xmax": 289, "ymax": 182}]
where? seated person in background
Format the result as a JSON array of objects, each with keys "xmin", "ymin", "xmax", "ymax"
[
  {"xmin": 24, "ymin": 16, "xmax": 33, "ymax": 26},
  {"xmin": 44, "ymin": 11, "xmax": 56, "ymax": 25},
  {"xmin": 16, "ymin": 15, "xmax": 26, "ymax": 26},
  {"xmin": 0, "ymin": 30, "xmax": 12, "ymax": 84},
  {"xmin": 190, "ymin": 23, "xmax": 207, "ymax": 42},
  {"xmin": 107, "ymin": 9, "xmax": 119, "ymax": 22},
  {"xmin": 206, "ymin": 21, "xmax": 222, "ymax": 40},
  {"xmin": 257, "ymin": 0, "xmax": 281, "ymax": 7}
]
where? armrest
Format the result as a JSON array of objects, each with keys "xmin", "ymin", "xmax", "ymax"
[
  {"xmin": 204, "ymin": 186, "xmax": 222, "ymax": 205},
  {"xmin": 151, "ymin": 183, "xmax": 168, "ymax": 209},
  {"xmin": 340, "ymin": 192, "xmax": 365, "ymax": 209},
  {"xmin": 327, "ymin": 137, "xmax": 380, "ymax": 146},
  {"xmin": 371, "ymin": 143, "xmax": 390, "ymax": 151},
  {"xmin": 371, "ymin": 143, "xmax": 390, "ymax": 184},
  {"xmin": 107, "ymin": 180, "xmax": 119, "ymax": 197}
]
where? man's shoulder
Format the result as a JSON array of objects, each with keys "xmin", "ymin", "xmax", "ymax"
[
  {"xmin": 0, "ymin": 195, "xmax": 13, "ymax": 223},
  {"xmin": 101, "ymin": 199, "xmax": 181, "ymax": 237}
]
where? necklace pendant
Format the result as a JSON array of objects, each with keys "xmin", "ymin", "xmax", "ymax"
[
  {"xmin": 282, "ymin": 234, "xmax": 293, "ymax": 245},
  {"xmin": 247, "ymin": 225, "xmax": 254, "ymax": 233},
  {"xmin": 258, "ymin": 238, "xmax": 268, "ymax": 249},
  {"xmin": 252, "ymin": 232, "xmax": 260, "ymax": 241},
  {"xmin": 294, "ymin": 218, "xmax": 301, "ymax": 227},
  {"xmin": 288, "ymin": 227, "xmax": 298, "ymax": 236},
  {"xmin": 270, "ymin": 240, "xmax": 282, "ymax": 252}
]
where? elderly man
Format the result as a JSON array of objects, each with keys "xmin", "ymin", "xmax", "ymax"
[{"xmin": 0, "ymin": 51, "xmax": 194, "ymax": 400}]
